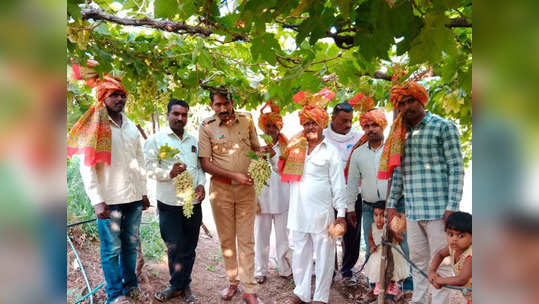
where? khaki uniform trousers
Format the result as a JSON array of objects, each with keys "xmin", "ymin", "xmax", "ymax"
[{"xmin": 209, "ymin": 178, "xmax": 258, "ymax": 293}]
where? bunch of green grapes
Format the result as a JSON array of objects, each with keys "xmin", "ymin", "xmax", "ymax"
[
  {"xmin": 174, "ymin": 169, "xmax": 195, "ymax": 218},
  {"xmin": 248, "ymin": 158, "xmax": 271, "ymax": 196},
  {"xmin": 158, "ymin": 143, "xmax": 179, "ymax": 161},
  {"xmin": 67, "ymin": 20, "xmax": 91, "ymax": 50}
]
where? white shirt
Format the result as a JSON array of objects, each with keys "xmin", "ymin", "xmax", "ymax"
[
  {"xmin": 143, "ymin": 127, "xmax": 206, "ymax": 206},
  {"xmin": 346, "ymin": 142, "xmax": 388, "ymax": 210},
  {"xmin": 323, "ymin": 126, "xmax": 363, "ymax": 164},
  {"xmin": 287, "ymin": 138, "xmax": 347, "ymax": 234},
  {"xmin": 80, "ymin": 113, "xmax": 147, "ymax": 206},
  {"xmin": 259, "ymin": 143, "xmax": 290, "ymax": 214}
]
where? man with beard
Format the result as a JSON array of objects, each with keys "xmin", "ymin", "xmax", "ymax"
[
  {"xmin": 323, "ymin": 102, "xmax": 363, "ymax": 286},
  {"xmin": 198, "ymin": 89, "xmax": 271, "ymax": 304},
  {"xmin": 382, "ymin": 81, "xmax": 465, "ymax": 304},
  {"xmin": 280, "ymin": 89, "xmax": 347, "ymax": 304},
  {"xmin": 68, "ymin": 72, "xmax": 150, "ymax": 304},
  {"xmin": 144, "ymin": 99, "xmax": 206, "ymax": 303}
]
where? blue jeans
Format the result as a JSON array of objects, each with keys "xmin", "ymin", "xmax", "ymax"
[
  {"xmin": 97, "ymin": 201, "xmax": 142, "ymax": 303},
  {"xmin": 362, "ymin": 203, "xmax": 375, "ymax": 261}
]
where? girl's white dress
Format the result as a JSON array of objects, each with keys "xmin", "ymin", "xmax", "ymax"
[{"xmin": 364, "ymin": 223, "xmax": 409, "ymax": 282}]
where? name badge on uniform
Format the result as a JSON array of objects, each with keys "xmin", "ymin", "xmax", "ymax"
[
  {"xmin": 192, "ymin": 145, "xmax": 197, "ymax": 153},
  {"xmin": 214, "ymin": 134, "xmax": 224, "ymax": 139}
]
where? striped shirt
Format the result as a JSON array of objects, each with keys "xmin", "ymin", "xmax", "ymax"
[{"xmin": 387, "ymin": 111, "xmax": 464, "ymax": 220}]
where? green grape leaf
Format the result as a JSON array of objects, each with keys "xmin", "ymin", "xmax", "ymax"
[
  {"xmin": 245, "ymin": 151, "xmax": 259, "ymax": 160},
  {"xmin": 260, "ymin": 134, "xmax": 274, "ymax": 144},
  {"xmin": 154, "ymin": 0, "xmax": 178, "ymax": 19}
]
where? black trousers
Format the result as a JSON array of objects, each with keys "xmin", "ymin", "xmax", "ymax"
[
  {"xmin": 340, "ymin": 193, "xmax": 362, "ymax": 278},
  {"xmin": 157, "ymin": 201, "xmax": 202, "ymax": 290}
]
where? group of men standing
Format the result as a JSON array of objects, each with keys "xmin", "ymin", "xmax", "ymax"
[{"xmin": 67, "ymin": 69, "xmax": 464, "ymax": 304}]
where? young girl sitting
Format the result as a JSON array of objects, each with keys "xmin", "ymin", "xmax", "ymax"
[
  {"xmin": 364, "ymin": 202, "xmax": 409, "ymax": 300},
  {"xmin": 428, "ymin": 211, "xmax": 472, "ymax": 303}
]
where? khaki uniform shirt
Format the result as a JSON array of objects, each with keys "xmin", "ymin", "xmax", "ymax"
[{"xmin": 198, "ymin": 111, "xmax": 260, "ymax": 175}]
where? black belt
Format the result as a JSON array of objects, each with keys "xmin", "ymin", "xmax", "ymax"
[{"xmin": 362, "ymin": 200, "xmax": 386, "ymax": 206}]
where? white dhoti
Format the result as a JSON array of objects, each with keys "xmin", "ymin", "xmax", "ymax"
[
  {"xmin": 291, "ymin": 230, "xmax": 335, "ymax": 303},
  {"xmin": 255, "ymin": 211, "xmax": 292, "ymax": 277}
]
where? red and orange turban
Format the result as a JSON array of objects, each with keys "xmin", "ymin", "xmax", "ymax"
[
  {"xmin": 348, "ymin": 92, "xmax": 374, "ymax": 113},
  {"xmin": 95, "ymin": 75, "xmax": 128, "ymax": 102},
  {"xmin": 378, "ymin": 81, "xmax": 429, "ymax": 179},
  {"xmin": 258, "ymin": 100, "xmax": 288, "ymax": 154},
  {"xmin": 258, "ymin": 100, "xmax": 283, "ymax": 131},
  {"xmin": 279, "ymin": 88, "xmax": 335, "ymax": 183},
  {"xmin": 389, "ymin": 81, "xmax": 428, "ymax": 107},
  {"xmin": 360, "ymin": 109, "xmax": 388, "ymax": 131},
  {"xmin": 298, "ymin": 106, "xmax": 329, "ymax": 129},
  {"xmin": 67, "ymin": 61, "xmax": 128, "ymax": 166}
]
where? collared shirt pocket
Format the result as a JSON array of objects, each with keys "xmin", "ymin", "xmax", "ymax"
[{"xmin": 212, "ymin": 137, "xmax": 229, "ymax": 155}]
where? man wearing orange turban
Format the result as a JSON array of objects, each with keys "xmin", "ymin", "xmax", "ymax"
[
  {"xmin": 383, "ymin": 81, "xmax": 465, "ymax": 304},
  {"xmin": 298, "ymin": 105, "xmax": 329, "ymax": 129},
  {"xmin": 254, "ymin": 101, "xmax": 292, "ymax": 284},
  {"xmin": 67, "ymin": 62, "xmax": 149, "ymax": 304},
  {"xmin": 280, "ymin": 88, "xmax": 347, "ymax": 304},
  {"xmin": 343, "ymin": 108, "xmax": 392, "ymax": 269}
]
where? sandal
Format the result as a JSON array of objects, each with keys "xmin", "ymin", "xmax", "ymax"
[
  {"xmin": 125, "ymin": 287, "xmax": 141, "ymax": 300},
  {"xmin": 182, "ymin": 288, "xmax": 201, "ymax": 304},
  {"xmin": 154, "ymin": 286, "xmax": 183, "ymax": 302},
  {"xmin": 255, "ymin": 275, "xmax": 266, "ymax": 284},
  {"xmin": 342, "ymin": 276, "xmax": 357, "ymax": 287}
]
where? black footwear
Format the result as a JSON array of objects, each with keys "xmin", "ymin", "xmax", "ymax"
[
  {"xmin": 154, "ymin": 286, "xmax": 183, "ymax": 302},
  {"xmin": 342, "ymin": 276, "xmax": 357, "ymax": 287},
  {"xmin": 182, "ymin": 287, "xmax": 201, "ymax": 304},
  {"xmin": 125, "ymin": 287, "xmax": 141, "ymax": 299}
]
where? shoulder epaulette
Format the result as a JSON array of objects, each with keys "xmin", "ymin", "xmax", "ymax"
[
  {"xmin": 237, "ymin": 112, "xmax": 253, "ymax": 122},
  {"xmin": 201, "ymin": 117, "xmax": 216, "ymax": 127}
]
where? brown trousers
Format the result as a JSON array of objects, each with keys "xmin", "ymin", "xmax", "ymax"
[{"xmin": 209, "ymin": 178, "xmax": 258, "ymax": 293}]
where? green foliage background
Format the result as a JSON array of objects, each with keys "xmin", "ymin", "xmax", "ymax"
[{"xmin": 67, "ymin": 0, "xmax": 472, "ymax": 165}]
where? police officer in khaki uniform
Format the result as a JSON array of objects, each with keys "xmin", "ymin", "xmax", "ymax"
[{"xmin": 198, "ymin": 90, "xmax": 271, "ymax": 304}]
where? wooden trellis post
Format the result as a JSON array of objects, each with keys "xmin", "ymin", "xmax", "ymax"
[{"xmin": 377, "ymin": 224, "xmax": 390, "ymax": 304}]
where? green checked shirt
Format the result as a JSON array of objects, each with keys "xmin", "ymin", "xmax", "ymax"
[{"xmin": 387, "ymin": 111, "xmax": 465, "ymax": 221}]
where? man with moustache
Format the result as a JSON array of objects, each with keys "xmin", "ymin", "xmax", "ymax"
[
  {"xmin": 345, "ymin": 109, "xmax": 389, "ymax": 261},
  {"xmin": 254, "ymin": 101, "xmax": 292, "ymax": 284},
  {"xmin": 280, "ymin": 89, "xmax": 347, "ymax": 304},
  {"xmin": 144, "ymin": 99, "xmax": 206, "ymax": 303},
  {"xmin": 323, "ymin": 102, "xmax": 363, "ymax": 286},
  {"xmin": 198, "ymin": 89, "xmax": 271, "ymax": 304},
  {"xmin": 68, "ymin": 73, "xmax": 149, "ymax": 304},
  {"xmin": 382, "ymin": 82, "xmax": 465, "ymax": 304}
]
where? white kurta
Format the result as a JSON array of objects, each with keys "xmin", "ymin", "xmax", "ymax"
[
  {"xmin": 79, "ymin": 113, "xmax": 147, "ymax": 206},
  {"xmin": 255, "ymin": 143, "xmax": 291, "ymax": 277},
  {"xmin": 287, "ymin": 138, "xmax": 347, "ymax": 303},
  {"xmin": 259, "ymin": 143, "xmax": 290, "ymax": 214},
  {"xmin": 323, "ymin": 126, "xmax": 363, "ymax": 165},
  {"xmin": 287, "ymin": 139, "xmax": 347, "ymax": 233},
  {"xmin": 323, "ymin": 125, "xmax": 363, "ymax": 210}
]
